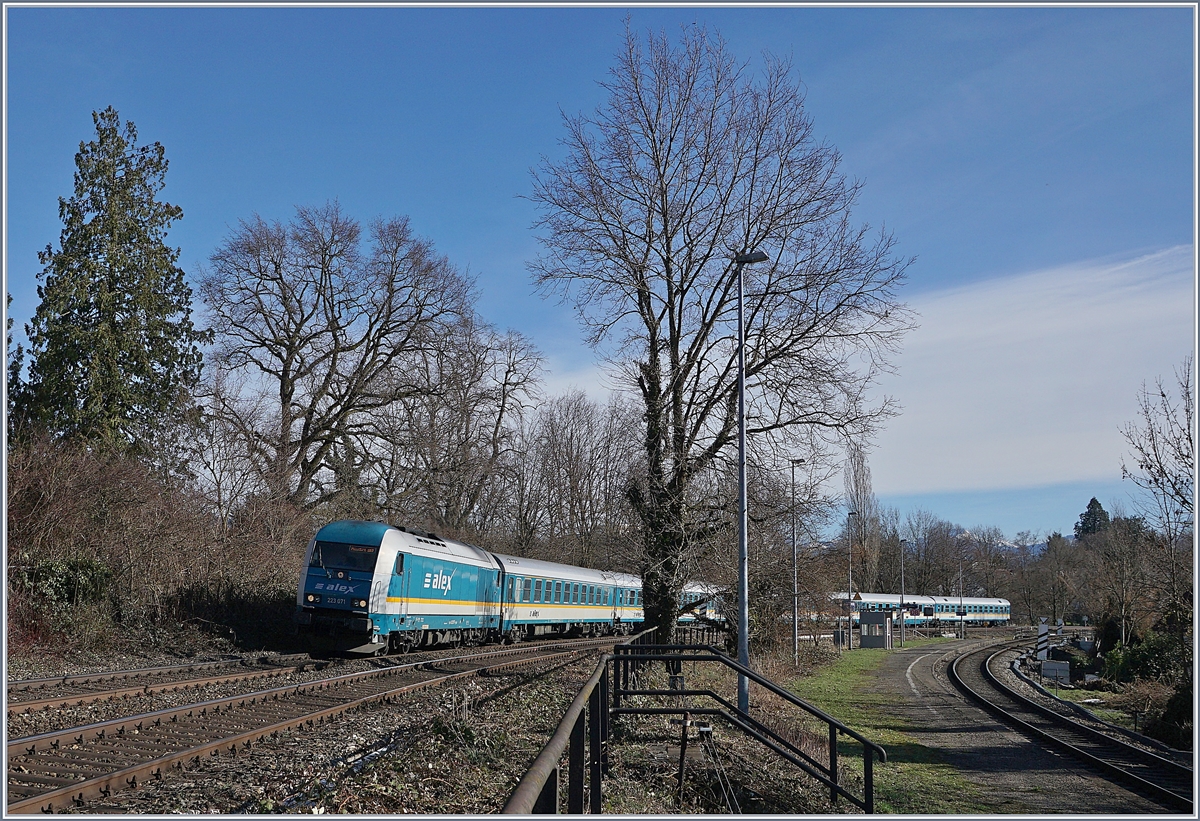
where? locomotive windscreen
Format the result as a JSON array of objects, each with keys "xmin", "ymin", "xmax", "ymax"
[{"xmin": 310, "ymin": 540, "xmax": 380, "ymax": 572}]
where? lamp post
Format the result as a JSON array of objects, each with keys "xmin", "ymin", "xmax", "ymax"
[
  {"xmin": 734, "ymin": 249, "xmax": 768, "ymax": 714},
  {"xmin": 847, "ymin": 510, "xmax": 857, "ymax": 650},
  {"xmin": 958, "ymin": 554, "xmax": 965, "ymax": 640},
  {"xmin": 899, "ymin": 539, "xmax": 907, "ymax": 647},
  {"xmin": 790, "ymin": 458, "xmax": 805, "ymax": 666}
]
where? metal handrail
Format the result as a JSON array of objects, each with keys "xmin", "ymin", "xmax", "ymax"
[
  {"xmin": 504, "ymin": 635, "xmax": 886, "ymax": 814},
  {"xmin": 616, "ymin": 644, "xmax": 886, "ymax": 759},
  {"xmin": 503, "ymin": 655, "xmax": 609, "ymax": 814},
  {"xmin": 503, "ymin": 629, "xmax": 655, "ymax": 814},
  {"xmin": 613, "ymin": 643, "xmax": 886, "ymax": 813}
]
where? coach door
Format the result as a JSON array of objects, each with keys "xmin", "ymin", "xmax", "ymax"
[
  {"xmin": 478, "ymin": 568, "xmax": 500, "ymax": 628},
  {"xmin": 388, "ymin": 552, "xmax": 409, "ymax": 622}
]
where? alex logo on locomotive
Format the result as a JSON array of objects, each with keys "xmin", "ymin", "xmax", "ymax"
[
  {"xmin": 313, "ymin": 582, "xmax": 361, "ymax": 594},
  {"xmin": 423, "ymin": 570, "xmax": 455, "ymax": 595}
]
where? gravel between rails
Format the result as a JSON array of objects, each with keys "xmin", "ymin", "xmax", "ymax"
[{"xmin": 51, "ymin": 653, "xmax": 599, "ymax": 814}]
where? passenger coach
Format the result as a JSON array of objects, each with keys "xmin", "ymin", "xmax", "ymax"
[{"xmin": 841, "ymin": 592, "xmax": 1011, "ymax": 627}]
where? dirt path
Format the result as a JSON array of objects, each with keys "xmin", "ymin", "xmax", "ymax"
[{"xmin": 869, "ymin": 638, "xmax": 1168, "ymax": 814}]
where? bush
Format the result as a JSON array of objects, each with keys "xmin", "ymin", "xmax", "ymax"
[
  {"xmin": 1100, "ymin": 630, "xmax": 1190, "ymax": 684},
  {"xmin": 12, "ymin": 555, "xmax": 114, "ymax": 607},
  {"xmin": 6, "ymin": 431, "xmax": 313, "ymax": 656},
  {"xmin": 1146, "ymin": 678, "xmax": 1193, "ymax": 750}
]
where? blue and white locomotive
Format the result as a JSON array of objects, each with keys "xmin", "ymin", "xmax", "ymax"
[{"xmin": 295, "ymin": 520, "xmax": 646, "ymax": 655}]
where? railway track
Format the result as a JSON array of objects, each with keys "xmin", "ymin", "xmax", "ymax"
[
  {"xmin": 949, "ymin": 640, "xmax": 1193, "ymax": 813},
  {"xmin": 7, "ymin": 638, "xmax": 616, "ymax": 814},
  {"xmin": 7, "ymin": 654, "xmax": 322, "ymax": 715}
]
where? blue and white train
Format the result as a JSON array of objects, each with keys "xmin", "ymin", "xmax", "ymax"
[
  {"xmin": 840, "ymin": 592, "xmax": 1011, "ymax": 627},
  {"xmin": 295, "ymin": 520, "xmax": 647, "ymax": 655}
]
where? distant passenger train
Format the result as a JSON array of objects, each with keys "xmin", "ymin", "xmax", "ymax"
[
  {"xmin": 677, "ymin": 581, "xmax": 724, "ymax": 625},
  {"xmin": 298, "ymin": 520, "xmax": 687, "ymax": 655},
  {"xmin": 838, "ymin": 592, "xmax": 1011, "ymax": 627}
]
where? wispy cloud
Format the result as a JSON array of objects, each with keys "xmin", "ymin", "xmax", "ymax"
[{"xmin": 869, "ymin": 245, "xmax": 1195, "ymax": 495}]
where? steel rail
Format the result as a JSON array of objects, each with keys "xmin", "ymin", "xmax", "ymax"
[
  {"xmin": 8, "ymin": 642, "xmax": 599, "ymax": 813},
  {"xmin": 8, "ymin": 662, "xmax": 320, "ymax": 715},
  {"xmin": 7, "ymin": 654, "xmax": 310, "ymax": 693},
  {"xmin": 7, "ymin": 637, "xmax": 616, "ymax": 760},
  {"xmin": 949, "ymin": 642, "xmax": 1192, "ymax": 813}
]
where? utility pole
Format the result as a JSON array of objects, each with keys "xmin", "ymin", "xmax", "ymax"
[
  {"xmin": 847, "ymin": 510, "xmax": 857, "ymax": 650},
  {"xmin": 790, "ymin": 458, "xmax": 805, "ymax": 665},
  {"xmin": 899, "ymin": 539, "xmax": 907, "ymax": 647},
  {"xmin": 734, "ymin": 249, "xmax": 767, "ymax": 713}
]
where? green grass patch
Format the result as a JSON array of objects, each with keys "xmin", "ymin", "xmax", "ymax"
[
  {"xmin": 1046, "ymin": 687, "xmax": 1135, "ymax": 729},
  {"xmin": 782, "ymin": 642, "xmax": 996, "ymax": 814}
]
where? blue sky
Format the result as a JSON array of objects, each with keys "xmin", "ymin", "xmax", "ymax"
[{"xmin": 4, "ymin": 5, "xmax": 1195, "ymax": 541}]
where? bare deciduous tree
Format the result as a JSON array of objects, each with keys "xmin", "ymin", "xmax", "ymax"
[
  {"xmin": 534, "ymin": 391, "xmax": 641, "ymax": 568},
  {"xmin": 1120, "ymin": 355, "xmax": 1194, "ymax": 620},
  {"xmin": 843, "ymin": 442, "xmax": 883, "ymax": 594},
  {"xmin": 367, "ymin": 316, "xmax": 542, "ymax": 538},
  {"xmin": 1121, "ymin": 355, "xmax": 1195, "ymax": 524},
  {"xmin": 967, "ymin": 525, "xmax": 1009, "ymax": 598},
  {"xmin": 529, "ymin": 25, "xmax": 913, "ymax": 637},
  {"xmin": 199, "ymin": 203, "xmax": 470, "ymax": 507}
]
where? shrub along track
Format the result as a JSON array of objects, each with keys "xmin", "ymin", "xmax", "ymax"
[
  {"xmin": 949, "ymin": 640, "xmax": 1193, "ymax": 813},
  {"xmin": 6, "ymin": 638, "xmax": 617, "ymax": 813}
]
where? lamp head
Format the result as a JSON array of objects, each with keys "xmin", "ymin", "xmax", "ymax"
[{"xmin": 733, "ymin": 250, "xmax": 769, "ymax": 264}]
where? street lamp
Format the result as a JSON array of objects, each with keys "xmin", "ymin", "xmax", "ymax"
[
  {"xmin": 847, "ymin": 510, "xmax": 857, "ymax": 650},
  {"xmin": 899, "ymin": 539, "xmax": 907, "ymax": 647},
  {"xmin": 958, "ymin": 554, "xmax": 965, "ymax": 640},
  {"xmin": 790, "ymin": 458, "xmax": 806, "ymax": 666},
  {"xmin": 734, "ymin": 249, "xmax": 768, "ymax": 714}
]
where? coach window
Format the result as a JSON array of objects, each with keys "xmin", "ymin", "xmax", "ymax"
[
  {"xmin": 534, "ymin": 579, "xmax": 543, "ymax": 602},
  {"xmin": 523, "ymin": 578, "xmax": 533, "ymax": 602},
  {"xmin": 573, "ymin": 583, "xmax": 580, "ymax": 604},
  {"xmin": 507, "ymin": 578, "xmax": 515, "ymax": 602},
  {"xmin": 553, "ymin": 581, "xmax": 561, "ymax": 603}
]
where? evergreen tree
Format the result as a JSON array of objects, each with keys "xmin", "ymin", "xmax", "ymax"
[
  {"xmin": 1075, "ymin": 497, "xmax": 1111, "ymax": 539},
  {"xmin": 7, "ymin": 292, "xmax": 29, "ymax": 438},
  {"xmin": 23, "ymin": 107, "xmax": 207, "ymax": 453}
]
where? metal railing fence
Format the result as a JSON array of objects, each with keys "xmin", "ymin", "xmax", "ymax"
[{"xmin": 504, "ymin": 634, "xmax": 885, "ymax": 814}]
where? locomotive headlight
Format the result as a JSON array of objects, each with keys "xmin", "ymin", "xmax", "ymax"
[
  {"xmin": 356, "ymin": 599, "xmax": 367, "ymax": 608},
  {"xmin": 306, "ymin": 593, "xmax": 321, "ymax": 604}
]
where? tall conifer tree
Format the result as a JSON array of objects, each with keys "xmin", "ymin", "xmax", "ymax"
[
  {"xmin": 1075, "ymin": 497, "xmax": 1111, "ymax": 539},
  {"xmin": 23, "ymin": 107, "xmax": 206, "ymax": 453}
]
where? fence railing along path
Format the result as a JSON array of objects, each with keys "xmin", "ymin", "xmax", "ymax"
[{"xmin": 504, "ymin": 633, "xmax": 886, "ymax": 814}]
